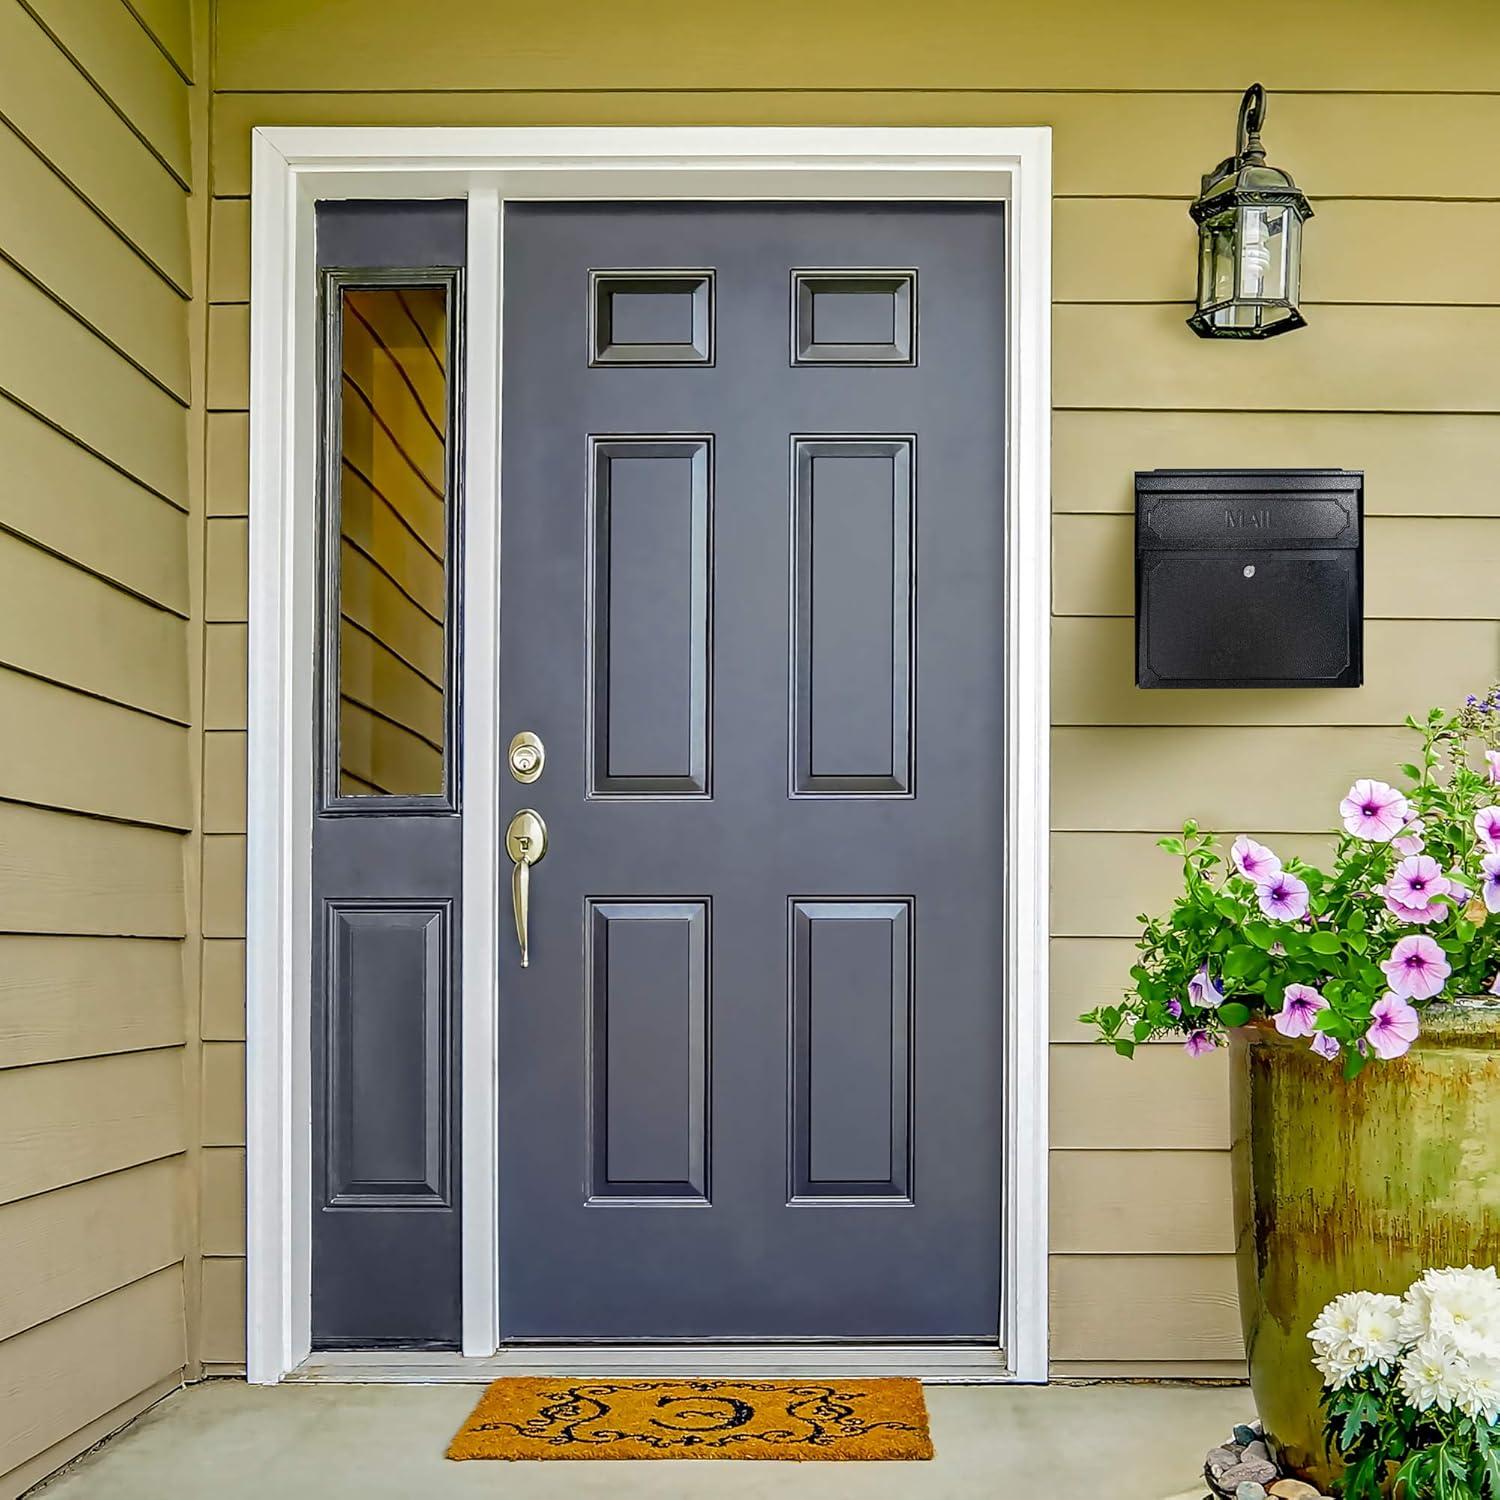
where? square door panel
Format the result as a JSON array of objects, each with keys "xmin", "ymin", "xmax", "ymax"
[
  {"xmin": 590, "ymin": 270, "xmax": 714, "ymax": 365},
  {"xmin": 792, "ymin": 270, "xmax": 916, "ymax": 365}
]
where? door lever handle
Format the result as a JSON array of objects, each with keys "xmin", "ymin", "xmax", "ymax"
[{"xmin": 505, "ymin": 809, "xmax": 548, "ymax": 967}]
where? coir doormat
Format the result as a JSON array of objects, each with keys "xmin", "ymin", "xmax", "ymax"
[{"xmin": 447, "ymin": 1377, "xmax": 934, "ymax": 1461}]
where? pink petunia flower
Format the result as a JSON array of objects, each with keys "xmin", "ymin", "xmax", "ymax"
[
  {"xmin": 1165, "ymin": 998, "xmax": 1183, "ymax": 1020},
  {"xmin": 1310, "ymin": 1031, "xmax": 1342, "ymax": 1061},
  {"xmin": 1258, "ymin": 871, "xmax": 1310, "ymax": 923},
  {"xmin": 1384, "ymin": 856, "xmax": 1450, "ymax": 925},
  {"xmin": 1487, "ymin": 749, "xmax": 1500, "ymax": 786},
  {"xmin": 1340, "ymin": 779, "xmax": 1411, "ymax": 843},
  {"xmin": 1482, "ymin": 853, "xmax": 1500, "ymax": 914},
  {"xmin": 1366, "ymin": 993, "xmax": 1421, "ymax": 1061},
  {"xmin": 1187, "ymin": 964, "xmax": 1224, "ymax": 1011},
  {"xmin": 1275, "ymin": 983, "xmax": 1328, "ymax": 1039},
  {"xmin": 1230, "ymin": 836, "xmax": 1282, "ymax": 886},
  {"xmin": 1392, "ymin": 818, "xmax": 1426, "ymax": 857},
  {"xmin": 1380, "ymin": 934, "xmax": 1451, "ymax": 1001},
  {"xmin": 1183, "ymin": 1030, "xmax": 1217, "ymax": 1057},
  {"xmin": 1490, "ymin": 971, "xmax": 1500, "ymax": 997},
  {"xmin": 1448, "ymin": 875, "xmax": 1473, "ymax": 905},
  {"xmin": 1477, "ymin": 807, "xmax": 1500, "ymax": 854}
]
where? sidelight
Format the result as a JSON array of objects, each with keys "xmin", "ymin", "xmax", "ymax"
[{"xmin": 320, "ymin": 272, "xmax": 460, "ymax": 805}]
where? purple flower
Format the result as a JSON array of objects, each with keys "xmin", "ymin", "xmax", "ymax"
[
  {"xmin": 1231, "ymin": 835, "xmax": 1282, "ymax": 885},
  {"xmin": 1477, "ymin": 807, "xmax": 1500, "ymax": 854},
  {"xmin": 1340, "ymin": 779, "xmax": 1410, "ymax": 843},
  {"xmin": 1383, "ymin": 855, "xmax": 1451, "ymax": 925},
  {"xmin": 1165, "ymin": 997, "xmax": 1183, "ymax": 1020},
  {"xmin": 1187, "ymin": 964, "xmax": 1225, "ymax": 1011},
  {"xmin": 1483, "ymin": 853, "xmax": 1500, "ymax": 914},
  {"xmin": 1487, "ymin": 749, "xmax": 1500, "ymax": 786},
  {"xmin": 1366, "ymin": 993, "xmax": 1421, "ymax": 1061},
  {"xmin": 1274, "ymin": 983, "xmax": 1328, "ymax": 1039},
  {"xmin": 1380, "ymin": 934, "xmax": 1451, "ymax": 1001},
  {"xmin": 1310, "ymin": 1031, "xmax": 1342, "ymax": 1061},
  {"xmin": 1183, "ymin": 1030, "xmax": 1217, "ymax": 1057},
  {"xmin": 1392, "ymin": 818, "xmax": 1426, "ymax": 857},
  {"xmin": 1258, "ymin": 871, "xmax": 1310, "ymax": 923},
  {"xmin": 1448, "ymin": 875, "xmax": 1473, "ymax": 905},
  {"xmin": 1490, "ymin": 971, "xmax": 1500, "ymax": 998}
]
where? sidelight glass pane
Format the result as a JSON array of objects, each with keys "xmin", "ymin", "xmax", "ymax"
[{"xmin": 333, "ymin": 283, "xmax": 451, "ymax": 799}]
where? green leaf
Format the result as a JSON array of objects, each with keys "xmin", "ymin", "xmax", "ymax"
[
  {"xmin": 1218, "ymin": 1001, "xmax": 1251, "ymax": 1028},
  {"xmin": 1343, "ymin": 1047, "xmax": 1369, "ymax": 1081},
  {"xmin": 1222, "ymin": 945, "xmax": 1269, "ymax": 980},
  {"xmin": 1113, "ymin": 1039, "xmax": 1136, "ymax": 1059},
  {"xmin": 1401, "ymin": 762, "xmax": 1422, "ymax": 780},
  {"xmin": 1157, "ymin": 837, "xmax": 1185, "ymax": 855},
  {"xmin": 1243, "ymin": 920, "xmax": 1278, "ymax": 950},
  {"xmin": 1308, "ymin": 930, "xmax": 1344, "ymax": 955}
]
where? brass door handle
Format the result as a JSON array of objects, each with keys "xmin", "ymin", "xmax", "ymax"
[{"xmin": 505, "ymin": 809, "xmax": 548, "ymax": 967}]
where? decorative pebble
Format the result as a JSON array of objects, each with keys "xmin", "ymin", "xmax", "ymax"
[
  {"xmin": 1206, "ymin": 1444, "xmax": 1241, "ymax": 1474},
  {"xmin": 1234, "ymin": 1485, "xmax": 1268, "ymax": 1500},
  {"xmin": 1233, "ymin": 1424, "xmax": 1260, "ymax": 1446},
  {"xmin": 1267, "ymin": 1483, "xmax": 1325, "ymax": 1500},
  {"xmin": 1242, "ymin": 1439, "xmax": 1272, "ymax": 1464},
  {"xmin": 1219, "ymin": 1460, "xmax": 1279, "ymax": 1490}
]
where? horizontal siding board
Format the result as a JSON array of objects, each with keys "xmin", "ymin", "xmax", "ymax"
[
  {"xmin": 0, "ymin": 1158, "xmax": 181, "ymax": 1340},
  {"xmin": 0, "ymin": 0, "xmax": 188, "ymax": 290},
  {"xmin": 201, "ymin": 1041, "xmax": 245, "ymax": 1147},
  {"xmin": 0, "ymin": 397, "xmax": 187, "ymax": 613},
  {"xmin": 209, "ymin": 1, "xmax": 1498, "ymax": 93},
  {"xmin": 0, "ymin": 258, "xmax": 187, "ymax": 502},
  {"xmin": 201, "ymin": 1147, "xmax": 245, "ymax": 1256},
  {"xmin": 199, "ymin": 1255, "xmax": 246, "ymax": 1365},
  {"xmin": 1050, "ymin": 1254, "xmax": 1243, "ymax": 1362},
  {"xmin": 0, "ymin": 121, "xmax": 189, "ymax": 397},
  {"xmin": 1052, "ymin": 1151, "xmax": 1234, "ymax": 1255},
  {"xmin": 211, "ymin": 91, "xmax": 1500, "ymax": 199},
  {"xmin": 202, "ymin": 835, "xmax": 247, "ymax": 939},
  {"xmin": 1055, "ymin": 199, "xmax": 1500, "ymax": 308},
  {"xmin": 1053, "ymin": 617, "xmax": 1499, "ymax": 729},
  {"xmin": 1054, "ymin": 514, "xmax": 1500, "ymax": 620},
  {"xmin": 1053, "ymin": 410, "xmax": 1500, "ymax": 519},
  {"xmin": 201, "ymin": 940, "xmax": 246, "ymax": 1041},
  {"xmin": 0, "ymin": 1049, "xmax": 183, "ymax": 1205},
  {"xmin": 0, "ymin": 1264, "xmax": 185, "ymax": 1479},
  {"xmin": 1053, "ymin": 832, "xmax": 1330, "ymax": 938},
  {"xmin": 1051, "ymin": 1360, "xmax": 1247, "ymax": 1379},
  {"xmin": 1054, "ymin": 725, "xmax": 1414, "ymax": 834},
  {"xmin": 206, "ymin": 411, "xmax": 249, "ymax": 516},
  {"xmin": 203, "ymin": 624, "xmax": 248, "ymax": 729},
  {"xmin": 0, "ymin": 936, "xmax": 183, "ymax": 1069},
  {"xmin": 21, "ymin": 0, "xmax": 191, "ymax": 184},
  {"xmin": 0, "ymin": 532, "xmax": 188, "ymax": 721},
  {"xmin": 0, "ymin": 669, "xmax": 191, "ymax": 829},
  {"xmin": 205, "ymin": 517, "xmax": 248, "ymax": 622},
  {"xmin": 123, "ymin": 0, "xmax": 193, "ymax": 79},
  {"xmin": 1052, "ymin": 937, "xmax": 1150, "ymax": 1043},
  {"xmin": 0, "ymin": 804, "xmax": 185, "ymax": 939},
  {"xmin": 1051, "ymin": 1042, "xmax": 1230, "ymax": 1150},
  {"xmin": 1057, "ymin": 303, "xmax": 1500, "ymax": 414}
]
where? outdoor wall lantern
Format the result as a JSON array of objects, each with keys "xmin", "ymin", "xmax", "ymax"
[{"xmin": 1188, "ymin": 83, "xmax": 1313, "ymax": 339}]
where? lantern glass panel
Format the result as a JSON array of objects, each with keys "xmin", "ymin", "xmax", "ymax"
[
  {"xmin": 1198, "ymin": 212, "xmax": 1238, "ymax": 308},
  {"xmin": 1235, "ymin": 205, "xmax": 1289, "ymax": 303}
]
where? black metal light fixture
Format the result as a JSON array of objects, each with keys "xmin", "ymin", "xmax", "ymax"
[{"xmin": 1188, "ymin": 84, "xmax": 1312, "ymax": 339}]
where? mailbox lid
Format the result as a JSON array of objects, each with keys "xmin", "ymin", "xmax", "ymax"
[{"xmin": 1136, "ymin": 469, "xmax": 1362, "ymax": 552}]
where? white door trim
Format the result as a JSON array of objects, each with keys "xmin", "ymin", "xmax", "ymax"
[{"xmin": 245, "ymin": 125, "xmax": 1052, "ymax": 1386}]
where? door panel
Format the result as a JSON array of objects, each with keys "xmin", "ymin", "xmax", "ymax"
[
  {"xmin": 310, "ymin": 201, "xmax": 465, "ymax": 1348},
  {"xmin": 497, "ymin": 201, "xmax": 1006, "ymax": 1342}
]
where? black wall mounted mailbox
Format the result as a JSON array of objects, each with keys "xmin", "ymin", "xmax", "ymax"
[{"xmin": 1136, "ymin": 469, "xmax": 1364, "ymax": 689}]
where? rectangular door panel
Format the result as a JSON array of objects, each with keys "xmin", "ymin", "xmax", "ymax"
[
  {"xmin": 588, "ymin": 438, "xmax": 712, "ymax": 796},
  {"xmin": 789, "ymin": 900, "xmax": 912, "ymax": 1202},
  {"xmin": 587, "ymin": 900, "xmax": 710, "ymax": 1203},
  {"xmin": 792, "ymin": 438, "xmax": 913, "ymax": 796}
]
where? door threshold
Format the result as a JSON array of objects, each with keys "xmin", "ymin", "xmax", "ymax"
[{"xmin": 288, "ymin": 1344, "xmax": 1015, "ymax": 1384}]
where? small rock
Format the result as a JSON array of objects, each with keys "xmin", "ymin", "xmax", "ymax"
[
  {"xmin": 1268, "ymin": 1484, "xmax": 1323, "ymax": 1500},
  {"xmin": 1220, "ymin": 1460, "xmax": 1279, "ymax": 1489},
  {"xmin": 1206, "ymin": 1444, "xmax": 1242, "ymax": 1474},
  {"xmin": 1233, "ymin": 1423, "xmax": 1260, "ymax": 1446},
  {"xmin": 1242, "ymin": 1439, "xmax": 1272, "ymax": 1464},
  {"xmin": 1235, "ymin": 1485, "xmax": 1268, "ymax": 1500}
]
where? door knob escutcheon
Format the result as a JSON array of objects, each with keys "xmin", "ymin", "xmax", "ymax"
[{"xmin": 505, "ymin": 809, "xmax": 548, "ymax": 967}]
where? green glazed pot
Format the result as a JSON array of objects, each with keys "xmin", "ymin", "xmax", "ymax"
[{"xmin": 1231, "ymin": 1001, "xmax": 1500, "ymax": 1489}]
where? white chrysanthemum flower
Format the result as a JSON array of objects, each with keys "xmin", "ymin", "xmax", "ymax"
[
  {"xmin": 1458, "ymin": 1350, "xmax": 1500, "ymax": 1424},
  {"xmin": 1310, "ymin": 1291, "xmax": 1404, "ymax": 1389},
  {"xmin": 1399, "ymin": 1333, "xmax": 1467, "ymax": 1413},
  {"xmin": 1401, "ymin": 1265, "xmax": 1500, "ymax": 1347}
]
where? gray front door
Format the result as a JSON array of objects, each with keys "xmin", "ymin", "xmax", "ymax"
[{"xmin": 497, "ymin": 203, "xmax": 1007, "ymax": 1341}]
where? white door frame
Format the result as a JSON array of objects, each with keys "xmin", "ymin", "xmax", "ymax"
[{"xmin": 245, "ymin": 125, "xmax": 1052, "ymax": 1386}]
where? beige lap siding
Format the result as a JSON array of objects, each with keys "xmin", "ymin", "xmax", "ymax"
[
  {"xmin": 0, "ymin": 0, "xmax": 202, "ymax": 1492},
  {"xmin": 195, "ymin": 0, "xmax": 1500, "ymax": 1378}
]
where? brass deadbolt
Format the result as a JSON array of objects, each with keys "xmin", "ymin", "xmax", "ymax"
[{"xmin": 508, "ymin": 731, "xmax": 545, "ymax": 784}]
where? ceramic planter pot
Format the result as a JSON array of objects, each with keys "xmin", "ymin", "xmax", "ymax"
[{"xmin": 1231, "ymin": 1001, "xmax": 1500, "ymax": 1488}]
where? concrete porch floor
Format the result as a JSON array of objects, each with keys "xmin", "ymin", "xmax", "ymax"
[{"xmin": 33, "ymin": 1379, "xmax": 1250, "ymax": 1499}]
